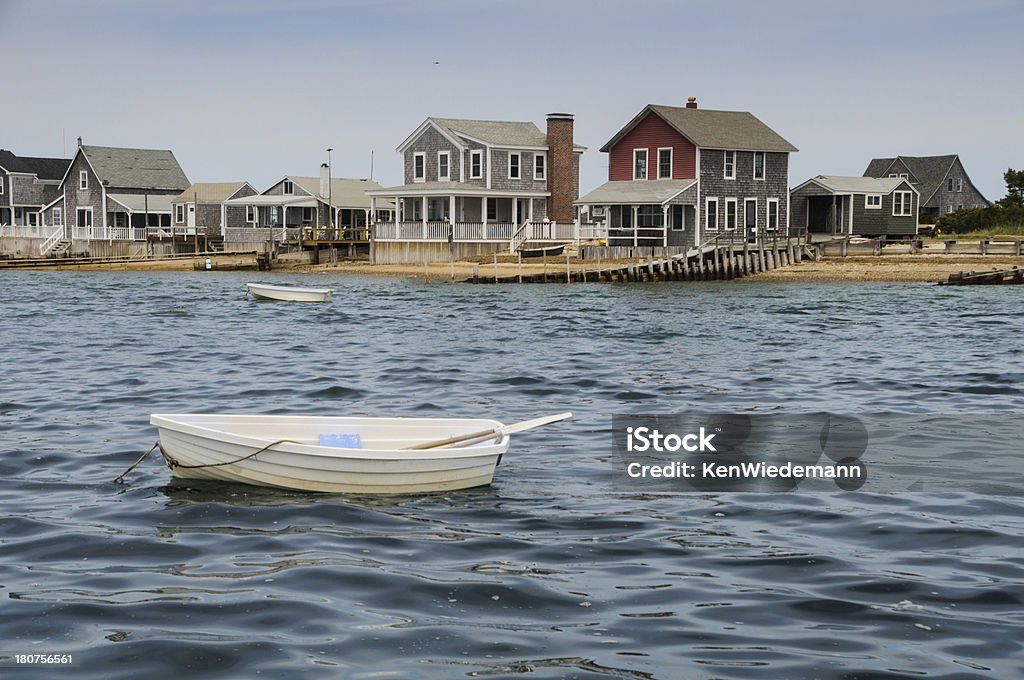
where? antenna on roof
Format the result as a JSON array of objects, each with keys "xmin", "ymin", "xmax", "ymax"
[{"xmin": 370, "ymin": 150, "xmax": 374, "ymax": 180}]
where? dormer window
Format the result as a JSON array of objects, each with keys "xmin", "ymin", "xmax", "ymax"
[
  {"xmin": 438, "ymin": 151, "xmax": 450, "ymax": 181},
  {"xmin": 283, "ymin": 180, "xmax": 293, "ymax": 195},
  {"xmin": 80, "ymin": 170, "xmax": 88, "ymax": 190},
  {"xmin": 633, "ymin": 149, "xmax": 647, "ymax": 180},
  {"xmin": 413, "ymin": 152, "xmax": 425, "ymax": 182}
]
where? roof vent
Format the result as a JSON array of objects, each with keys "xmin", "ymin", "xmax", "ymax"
[{"xmin": 686, "ymin": 97, "xmax": 698, "ymax": 109}]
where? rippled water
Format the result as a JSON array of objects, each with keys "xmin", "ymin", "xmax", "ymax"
[{"xmin": 1, "ymin": 270, "xmax": 1022, "ymax": 679}]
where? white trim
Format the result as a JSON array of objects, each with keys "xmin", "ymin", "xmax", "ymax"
[
  {"xmin": 893, "ymin": 190, "xmax": 913, "ymax": 217},
  {"xmin": 705, "ymin": 196, "xmax": 719, "ymax": 232},
  {"xmin": 695, "ymin": 147, "xmax": 701, "ymax": 246},
  {"xmin": 486, "ymin": 146, "xmax": 492, "ymax": 189},
  {"xmin": 508, "ymin": 152, "xmax": 521, "ymax": 180},
  {"xmin": 283, "ymin": 180, "xmax": 294, "ymax": 195},
  {"xmin": 413, "ymin": 152, "xmax": 426, "ymax": 183},
  {"xmin": 396, "ymin": 119, "xmax": 467, "ymax": 154},
  {"xmin": 76, "ymin": 206, "xmax": 93, "ymax": 228},
  {"xmin": 753, "ymin": 151, "xmax": 765, "ymax": 181},
  {"xmin": 725, "ymin": 198, "xmax": 738, "ymax": 231},
  {"xmin": 437, "ymin": 151, "xmax": 450, "ymax": 182},
  {"xmin": 0, "ymin": 175, "xmax": 4, "ymax": 195},
  {"xmin": 743, "ymin": 197, "xmax": 757, "ymax": 233},
  {"xmin": 632, "ymin": 148, "xmax": 648, "ymax": 180},
  {"xmin": 657, "ymin": 147, "xmax": 672, "ymax": 180},
  {"xmin": 52, "ymin": 205, "xmax": 62, "ymax": 226},
  {"xmin": 766, "ymin": 197, "xmax": 779, "ymax": 230},
  {"xmin": 723, "ymin": 150, "xmax": 735, "ymax": 180},
  {"xmin": 534, "ymin": 152, "xmax": 546, "ymax": 181},
  {"xmin": 470, "ymin": 150, "xmax": 483, "ymax": 179},
  {"xmin": 865, "ymin": 194, "xmax": 882, "ymax": 209},
  {"xmin": 175, "ymin": 204, "xmax": 185, "ymax": 222},
  {"xmin": 79, "ymin": 170, "xmax": 88, "ymax": 190},
  {"xmin": 246, "ymin": 205, "xmax": 256, "ymax": 224}
]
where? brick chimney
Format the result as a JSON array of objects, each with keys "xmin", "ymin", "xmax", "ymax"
[
  {"xmin": 686, "ymin": 96, "xmax": 698, "ymax": 109},
  {"xmin": 546, "ymin": 113, "xmax": 575, "ymax": 223}
]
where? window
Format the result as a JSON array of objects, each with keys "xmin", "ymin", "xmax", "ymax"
[
  {"xmin": 637, "ymin": 205, "xmax": 661, "ymax": 227},
  {"xmin": 900, "ymin": 173, "xmax": 908, "ymax": 179},
  {"xmin": 865, "ymin": 194, "xmax": 882, "ymax": 209},
  {"xmin": 413, "ymin": 152, "xmax": 425, "ymax": 182},
  {"xmin": 671, "ymin": 204, "xmax": 684, "ymax": 231},
  {"xmin": 724, "ymin": 151, "xmax": 735, "ymax": 179},
  {"xmin": 175, "ymin": 204, "xmax": 185, "ymax": 222},
  {"xmin": 947, "ymin": 204, "xmax": 954, "ymax": 214},
  {"xmin": 767, "ymin": 198, "xmax": 779, "ymax": 230},
  {"xmin": 957, "ymin": 178, "xmax": 963, "ymax": 192},
  {"xmin": 658, "ymin": 148, "xmax": 672, "ymax": 179},
  {"xmin": 470, "ymin": 150, "xmax": 482, "ymax": 179},
  {"xmin": 0, "ymin": 177, "xmax": 4, "ymax": 194},
  {"xmin": 438, "ymin": 151, "xmax": 450, "ymax": 181},
  {"xmin": 246, "ymin": 206, "xmax": 256, "ymax": 223},
  {"xmin": 77, "ymin": 207, "xmax": 92, "ymax": 228},
  {"xmin": 79, "ymin": 170, "xmax": 88, "ymax": 190},
  {"xmin": 706, "ymin": 198, "xmax": 719, "ymax": 231},
  {"xmin": 612, "ymin": 205, "xmax": 634, "ymax": 229},
  {"xmin": 725, "ymin": 198, "xmax": 738, "ymax": 230},
  {"xmin": 890, "ymin": 172, "xmax": 908, "ymax": 179},
  {"xmin": 269, "ymin": 206, "xmax": 280, "ymax": 225},
  {"xmin": 893, "ymin": 191, "xmax": 913, "ymax": 216},
  {"xmin": 486, "ymin": 198, "xmax": 496, "ymax": 221},
  {"xmin": 53, "ymin": 206, "xmax": 62, "ymax": 226},
  {"xmin": 283, "ymin": 180, "xmax": 293, "ymax": 195},
  {"xmin": 633, "ymin": 149, "xmax": 647, "ymax": 180},
  {"xmin": 28, "ymin": 212, "xmax": 38, "ymax": 227},
  {"xmin": 412, "ymin": 200, "xmax": 421, "ymax": 221},
  {"xmin": 509, "ymin": 152, "xmax": 521, "ymax": 179},
  {"xmin": 753, "ymin": 152, "xmax": 765, "ymax": 180},
  {"xmin": 947, "ymin": 177, "xmax": 954, "ymax": 192},
  {"xmin": 534, "ymin": 153, "xmax": 545, "ymax": 180},
  {"xmin": 302, "ymin": 207, "xmax": 314, "ymax": 222}
]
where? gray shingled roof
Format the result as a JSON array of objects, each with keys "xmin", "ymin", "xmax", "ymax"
[
  {"xmin": 601, "ymin": 105, "xmax": 797, "ymax": 153},
  {"xmin": 0, "ymin": 149, "xmax": 70, "ymax": 179},
  {"xmin": 174, "ymin": 182, "xmax": 252, "ymax": 204},
  {"xmin": 290, "ymin": 176, "xmax": 388, "ymax": 208},
  {"xmin": 81, "ymin": 145, "xmax": 190, "ymax": 191},
  {"xmin": 576, "ymin": 178, "xmax": 697, "ymax": 205},
  {"xmin": 804, "ymin": 176, "xmax": 911, "ymax": 195},
  {"xmin": 862, "ymin": 155, "xmax": 958, "ymax": 204},
  {"xmin": 431, "ymin": 118, "xmax": 548, "ymax": 147}
]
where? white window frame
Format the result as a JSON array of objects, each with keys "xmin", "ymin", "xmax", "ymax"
[
  {"xmin": 437, "ymin": 151, "xmax": 450, "ymax": 181},
  {"xmin": 767, "ymin": 198, "xmax": 779, "ymax": 230},
  {"xmin": 28, "ymin": 211, "xmax": 38, "ymax": 227},
  {"xmin": 725, "ymin": 198, "xmax": 738, "ymax": 230},
  {"xmin": 892, "ymin": 191, "xmax": 913, "ymax": 217},
  {"xmin": 77, "ymin": 207, "xmax": 93, "ymax": 228},
  {"xmin": 413, "ymin": 152, "xmax": 425, "ymax": 182},
  {"xmin": 246, "ymin": 206, "xmax": 256, "ymax": 224},
  {"xmin": 175, "ymin": 204, "xmax": 185, "ymax": 222},
  {"xmin": 534, "ymin": 152, "xmax": 546, "ymax": 181},
  {"xmin": 509, "ymin": 152, "xmax": 521, "ymax": 180},
  {"xmin": 706, "ymin": 197, "xmax": 719, "ymax": 231},
  {"xmin": 0, "ymin": 176, "xmax": 4, "ymax": 194},
  {"xmin": 657, "ymin": 147, "xmax": 672, "ymax": 180},
  {"xmin": 753, "ymin": 152, "xmax": 765, "ymax": 180},
  {"xmin": 633, "ymin": 148, "xmax": 648, "ymax": 180},
  {"xmin": 947, "ymin": 204, "xmax": 954, "ymax": 214},
  {"xmin": 79, "ymin": 170, "xmax": 88, "ymax": 190},
  {"xmin": 470, "ymin": 150, "xmax": 482, "ymax": 179},
  {"xmin": 283, "ymin": 180, "xmax": 294, "ymax": 195},
  {"xmin": 724, "ymin": 151, "xmax": 735, "ymax": 180},
  {"xmin": 865, "ymin": 194, "xmax": 882, "ymax": 209},
  {"xmin": 957, "ymin": 178, "xmax": 963, "ymax": 192},
  {"xmin": 53, "ymin": 206, "xmax": 62, "ymax": 226}
]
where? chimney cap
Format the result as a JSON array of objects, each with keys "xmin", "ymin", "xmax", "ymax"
[
  {"xmin": 686, "ymin": 96, "xmax": 698, "ymax": 109},
  {"xmin": 546, "ymin": 112, "xmax": 574, "ymax": 120}
]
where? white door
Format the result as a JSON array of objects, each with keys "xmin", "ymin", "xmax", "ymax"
[{"xmin": 187, "ymin": 204, "xmax": 196, "ymax": 230}]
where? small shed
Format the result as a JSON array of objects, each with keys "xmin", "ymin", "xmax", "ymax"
[{"xmin": 790, "ymin": 175, "xmax": 919, "ymax": 238}]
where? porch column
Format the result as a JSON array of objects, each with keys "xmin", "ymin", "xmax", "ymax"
[
  {"xmin": 481, "ymin": 196, "xmax": 487, "ymax": 239},
  {"xmin": 512, "ymin": 197, "xmax": 518, "ymax": 227},
  {"xmin": 633, "ymin": 205, "xmax": 638, "ymax": 248},
  {"xmin": 394, "ymin": 196, "xmax": 400, "ymax": 230},
  {"xmin": 449, "ymin": 194, "xmax": 455, "ymax": 225},
  {"xmin": 421, "ymin": 196, "xmax": 427, "ymax": 239},
  {"xmin": 662, "ymin": 205, "xmax": 670, "ymax": 247},
  {"xmin": 221, "ymin": 204, "xmax": 227, "ymax": 237}
]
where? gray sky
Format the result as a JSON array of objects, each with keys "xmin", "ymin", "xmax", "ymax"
[{"xmin": 2, "ymin": 0, "xmax": 1021, "ymax": 201}]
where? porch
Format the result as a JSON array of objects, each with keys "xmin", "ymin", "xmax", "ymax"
[
  {"xmin": 576, "ymin": 178, "xmax": 699, "ymax": 248},
  {"xmin": 0, "ymin": 206, "xmax": 42, "ymax": 227}
]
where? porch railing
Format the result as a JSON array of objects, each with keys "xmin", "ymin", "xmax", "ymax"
[{"xmin": 373, "ymin": 219, "xmax": 609, "ymax": 247}]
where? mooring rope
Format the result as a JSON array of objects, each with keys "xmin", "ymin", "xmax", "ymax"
[{"xmin": 113, "ymin": 439, "xmax": 300, "ymax": 483}]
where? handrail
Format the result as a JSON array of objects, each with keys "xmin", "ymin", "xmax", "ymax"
[
  {"xmin": 509, "ymin": 220, "xmax": 532, "ymax": 253},
  {"xmin": 39, "ymin": 226, "xmax": 65, "ymax": 257}
]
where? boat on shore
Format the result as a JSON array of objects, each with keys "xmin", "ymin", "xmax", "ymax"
[
  {"xmin": 150, "ymin": 412, "xmax": 571, "ymax": 494},
  {"xmin": 246, "ymin": 282, "xmax": 333, "ymax": 302},
  {"xmin": 520, "ymin": 244, "xmax": 566, "ymax": 258}
]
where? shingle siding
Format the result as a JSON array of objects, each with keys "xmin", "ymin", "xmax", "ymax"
[
  {"xmin": 700, "ymin": 150, "xmax": 789, "ymax": 236},
  {"xmin": 63, "ymin": 152, "xmax": 105, "ymax": 230},
  {"xmin": 403, "ymin": 126, "xmax": 463, "ymax": 184},
  {"xmin": 926, "ymin": 158, "xmax": 988, "ymax": 213}
]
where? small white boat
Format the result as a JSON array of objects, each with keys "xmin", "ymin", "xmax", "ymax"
[
  {"xmin": 246, "ymin": 282, "xmax": 333, "ymax": 302},
  {"xmin": 149, "ymin": 412, "xmax": 570, "ymax": 494}
]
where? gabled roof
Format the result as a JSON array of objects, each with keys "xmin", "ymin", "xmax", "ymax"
[
  {"xmin": 576, "ymin": 178, "xmax": 697, "ymax": 205},
  {"xmin": 289, "ymin": 176, "xmax": 388, "ymax": 208},
  {"xmin": 398, "ymin": 117, "xmax": 586, "ymax": 152},
  {"xmin": 107, "ymin": 193, "xmax": 174, "ymax": 213},
  {"xmin": 862, "ymin": 154, "xmax": 961, "ymax": 204},
  {"xmin": 0, "ymin": 149, "xmax": 70, "ymax": 179},
  {"xmin": 77, "ymin": 145, "xmax": 190, "ymax": 191},
  {"xmin": 173, "ymin": 182, "xmax": 254, "ymax": 204},
  {"xmin": 601, "ymin": 104, "xmax": 798, "ymax": 153},
  {"xmin": 797, "ymin": 175, "xmax": 918, "ymax": 195}
]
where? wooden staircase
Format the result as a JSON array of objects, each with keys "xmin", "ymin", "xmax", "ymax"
[{"xmin": 47, "ymin": 240, "xmax": 73, "ymax": 258}]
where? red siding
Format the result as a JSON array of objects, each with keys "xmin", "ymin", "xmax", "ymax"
[{"xmin": 608, "ymin": 112, "xmax": 696, "ymax": 181}]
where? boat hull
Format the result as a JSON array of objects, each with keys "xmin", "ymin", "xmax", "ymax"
[
  {"xmin": 520, "ymin": 245, "xmax": 566, "ymax": 258},
  {"xmin": 151, "ymin": 413, "xmax": 509, "ymax": 494},
  {"xmin": 246, "ymin": 283, "xmax": 333, "ymax": 302}
]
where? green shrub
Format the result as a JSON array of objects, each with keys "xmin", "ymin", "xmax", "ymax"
[{"xmin": 935, "ymin": 204, "xmax": 1024, "ymax": 235}]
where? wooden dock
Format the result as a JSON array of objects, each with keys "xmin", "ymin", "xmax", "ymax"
[
  {"xmin": 939, "ymin": 267, "xmax": 1024, "ymax": 286},
  {"xmin": 469, "ymin": 236, "xmax": 807, "ymax": 284}
]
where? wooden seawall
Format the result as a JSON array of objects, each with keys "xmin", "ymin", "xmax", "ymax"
[{"xmin": 469, "ymin": 237, "xmax": 807, "ymax": 284}]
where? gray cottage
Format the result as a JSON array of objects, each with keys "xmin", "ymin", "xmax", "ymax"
[
  {"xmin": 42, "ymin": 142, "xmax": 190, "ymax": 244},
  {"xmin": 790, "ymin": 176, "xmax": 920, "ymax": 239},
  {"xmin": 366, "ymin": 113, "xmax": 584, "ymax": 263},
  {"xmin": 0, "ymin": 149, "xmax": 70, "ymax": 230},
  {"xmin": 577, "ymin": 98, "xmax": 797, "ymax": 248},
  {"xmin": 863, "ymin": 155, "xmax": 989, "ymax": 222},
  {"xmin": 171, "ymin": 182, "xmax": 258, "ymax": 238}
]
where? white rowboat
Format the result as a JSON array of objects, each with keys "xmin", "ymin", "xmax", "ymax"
[
  {"xmin": 150, "ymin": 413, "xmax": 569, "ymax": 494},
  {"xmin": 246, "ymin": 282, "xmax": 333, "ymax": 302}
]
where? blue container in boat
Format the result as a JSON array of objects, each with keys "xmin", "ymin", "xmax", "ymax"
[{"xmin": 318, "ymin": 433, "xmax": 362, "ymax": 449}]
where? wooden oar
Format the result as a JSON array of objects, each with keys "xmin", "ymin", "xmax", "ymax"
[{"xmin": 405, "ymin": 412, "xmax": 572, "ymax": 450}]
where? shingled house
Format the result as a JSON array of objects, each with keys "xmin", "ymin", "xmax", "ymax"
[
  {"xmin": 366, "ymin": 113, "xmax": 584, "ymax": 263},
  {"xmin": 171, "ymin": 182, "xmax": 258, "ymax": 238},
  {"xmin": 790, "ymin": 176, "xmax": 919, "ymax": 239},
  {"xmin": 863, "ymin": 155, "xmax": 989, "ymax": 222},
  {"xmin": 0, "ymin": 149, "xmax": 69, "ymax": 230},
  {"xmin": 577, "ymin": 98, "xmax": 797, "ymax": 247},
  {"xmin": 42, "ymin": 141, "xmax": 190, "ymax": 243}
]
